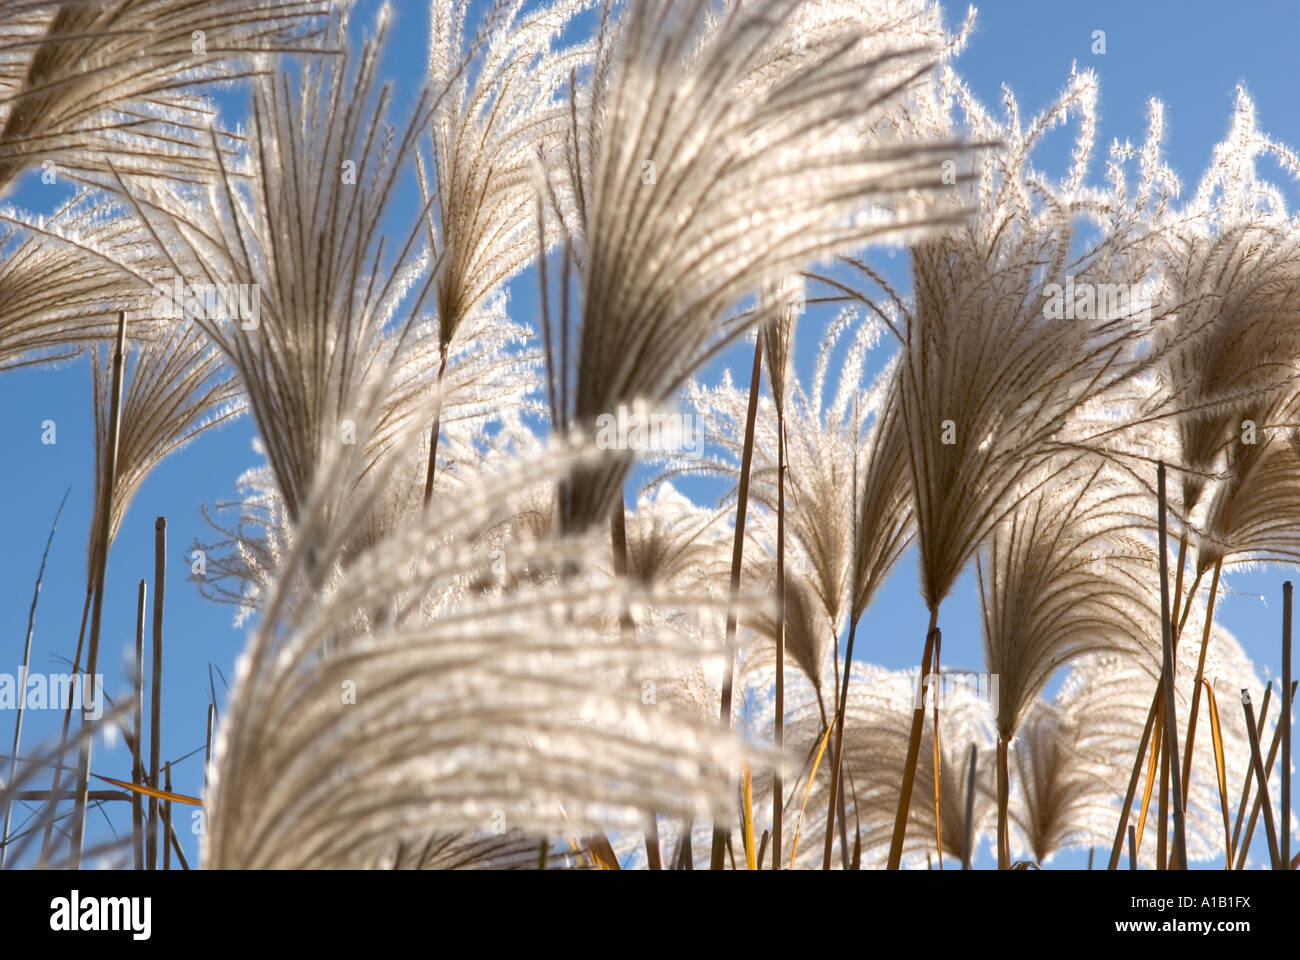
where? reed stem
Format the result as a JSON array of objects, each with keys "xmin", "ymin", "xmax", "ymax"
[
  {"xmin": 69, "ymin": 312, "xmax": 128, "ymax": 868},
  {"xmin": 147, "ymin": 517, "xmax": 166, "ymax": 869},
  {"xmin": 710, "ymin": 333, "xmax": 763, "ymax": 870},
  {"xmin": 773, "ymin": 414, "xmax": 786, "ymax": 869},
  {"xmin": 887, "ymin": 611, "xmax": 939, "ymax": 869},
  {"xmin": 132, "ymin": 579, "xmax": 146, "ymax": 871},
  {"xmin": 1, "ymin": 488, "xmax": 68, "ymax": 869}
]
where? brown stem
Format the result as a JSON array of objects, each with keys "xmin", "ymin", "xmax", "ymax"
[
  {"xmin": 1235, "ymin": 682, "xmax": 1295, "ymax": 869},
  {"xmin": 1230, "ymin": 683, "xmax": 1273, "ymax": 860},
  {"xmin": 204, "ymin": 703, "xmax": 214, "ymax": 794},
  {"xmin": 773, "ymin": 413, "xmax": 786, "ymax": 869},
  {"xmin": 69, "ymin": 312, "xmax": 128, "ymax": 868},
  {"xmin": 147, "ymin": 517, "xmax": 166, "ymax": 869},
  {"xmin": 961, "ymin": 744, "xmax": 977, "ymax": 870},
  {"xmin": 996, "ymin": 735, "xmax": 1010, "ymax": 870},
  {"xmin": 887, "ymin": 610, "xmax": 940, "ymax": 869},
  {"xmin": 1157, "ymin": 723, "xmax": 1170, "ymax": 870},
  {"xmin": 1155, "ymin": 462, "xmax": 1188, "ymax": 869},
  {"xmin": 608, "ymin": 496, "xmax": 660, "ymax": 870},
  {"xmin": 710, "ymin": 333, "xmax": 764, "ymax": 870},
  {"xmin": 1134, "ymin": 708, "xmax": 1163, "ymax": 857},
  {"xmin": 1107, "ymin": 694, "xmax": 1159, "ymax": 869},
  {"xmin": 1240, "ymin": 690, "xmax": 1281, "ymax": 868},
  {"xmin": 132, "ymin": 579, "xmax": 146, "ymax": 871},
  {"xmin": 1180, "ymin": 557, "xmax": 1223, "ymax": 808},
  {"xmin": 931, "ymin": 630, "xmax": 944, "ymax": 870},
  {"xmin": 1169, "ymin": 534, "xmax": 1188, "ymax": 643},
  {"xmin": 1282, "ymin": 581, "xmax": 1292, "ymax": 870},
  {"xmin": 163, "ymin": 762, "xmax": 173, "ymax": 871},
  {"xmin": 422, "ymin": 352, "xmax": 449, "ymax": 506},
  {"xmin": 1, "ymin": 488, "xmax": 68, "ymax": 869},
  {"xmin": 37, "ymin": 586, "xmax": 91, "ymax": 863},
  {"xmin": 821, "ymin": 616, "xmax": 860, "ymax": 869}
]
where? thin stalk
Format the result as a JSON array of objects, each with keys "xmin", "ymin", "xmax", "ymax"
[
  {"xmin": 1155, "ymin": 462, "xmax": 1187, "ymax": 869},
  {"xmin": 1108, "ymin": 516, "xmax": 1209, "ymax": 868},
  {"xmin": 1180, "ymin": 556, "xmax": 1223, "ymax": 808},
  {"xmin": 772, "ymin": 414, "xmax": 786, "ymax": 869},
  {"xmin": 1, "ymin": 487, "xmax": 68, "ymax": 869},
  {"xmin": 421, "ymin": 351, "xmax": 449, "ymax": 506},
  {"xmin": 821, "ymin": 616, "xmax": 860, "ymax": 869},
  {"xmin": 1168, "ymin": 535, "xmax": 1188, "ymax": 638},
  {"xmin": 824, "ymin": 626, "xmax": 850, "ymax": 864},
  {"xmin": 1107, "ymin": 695, "xmax": 1160, "ymax": 869},
  {"xmin": 204, "ymin": 704, "xmax": 214, "ymax": 793},
  {"xmin": 37, "ymin": 586, "xmax": 91, "ymax": 863},
  {"xmin": 69, "ymin": 312, "xmax": 128, "ymax": 869},
  {"xmin": 1235, "ymin": 682, "xmax": 1294, "ymax": 869},
  {"xmin": 147, "ymin": 517, "xmax": 166, "ymax": 870},
  {"xmin": 996, "ymin": 736, "xmax": 1010, "ymax": 869},
  {"xmin": 1157, "ymin": 724, "xmax": 1170, "ymax": 870},
  {"xmin": 1282, "ymin": 581, "xmax": 1292, "ymax": 869},
  {"xmin": 741, "ymin": 763, "xmax": 756, "ymax": 870},
  {"xmin": 674, "ymin": 819, "xmax": 694, "ymax": 870},
  {"xmin": 162, "ymin": 762, "xmax": 172, "ymax": 871},
  {"xmin": 1134, "ymin": 711, "xmax": 1163, "ymax": 856},
  {"xmin": 789, "ymin": 723, "xmax": 835, "ymax": 868},
  {"xmin": 609, "ymin": 495, "xmax": 660, "ymax": 871},
  {"xmin": 1231, "ymin": 682, "xmax": 1274, "ymax": 861},
  {"xmin": 132, "ymin": 579, "xmax": 146, "ymax": 871},
  {"xmin": 887, "ymin": 612, "xmax": 939, "ymax": 869},
  {"xmin": 167, "ymin": 819, "xmax": 189, "ymax": 871},
  {"xmin": 1241, "ymin": 689, "xmax": 1281, "ymax": 868},
  {"xmin": 931, "ymin": 630, "xmax": 943, "ymax": 870},
  {"xmin": 1128, "ymin": 824, "xmax": 1137, "ymax": 870},
  {"xmin": 961, "ymin": 744, "xmax": 977, "ymax": 870},
  {"xmin": 1198, "ymin": 680, "xmax": 1232, "ymax": 868},
  {"xmin": 710, "ymin": 332, "xmax": 764, "ymax": 871}
]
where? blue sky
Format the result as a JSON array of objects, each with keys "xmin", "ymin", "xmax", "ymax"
[{"xmin": 1, "ymin": 0, "xmax": 1297, "ymax": 869}]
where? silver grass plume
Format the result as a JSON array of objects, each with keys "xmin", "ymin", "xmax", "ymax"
[
  {"xmin": 545, "ymin": 0, "xmax": 965, "ymax": 532},
  {"xmin": 425, "ymin": 0, "xmax": 595, "ymax": 351},
  {"xmin": 0, "ymin": 192, "xmax": 162, "ymax": 369},
  {"xmin": 741, "ymin": 541, "xmax": 835, "ymax": 717},
  {"xmin": 874, "ymin": 63, "xmax": 1179, "ymax": 868},
  {"xmin": 114, "ymin": 7, "xmax": 441, "ymax": 535},
  {"xmin": 614, "ymin": 482, "xmax": 730, "ymax": 590},
  {"xmin": 202, "ymin": 429, "xmax": 747, "ymax": 868},
  {"xmin": 683, "ymin": 311, "xmax": 905, "ymax": 649},
  {"xmin": 894, "ymin": 66, "xmax": 1176, "ymax": 613},
  {"xmin": 1145, "ymin": 89, "xmax": 1300, "ymax": 572},
  {"xmin": 760, "ymin": 664, "xmax": 994, "ymax": 869},
  {"xmin": 1008, "ymin": 696, "xmax": 1118, "ymax": 866},
  {"xmin": 977, "ymin": 467, "xmax": 1161, "ymax": 744},
  {"xmin": 88, "ymin": 319, "xmax": 244, "ymax": 577},
  {"xmin": 0, "ymin": 0, "xmax": 329, "ymax": 198},
  {"xmin": 1026, "ymin": 637, "xmax": 1264, "ymax": 867}
]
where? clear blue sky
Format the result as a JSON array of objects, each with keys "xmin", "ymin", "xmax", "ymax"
[{"xmin": 1, "ymin": 0, "xmax": 1297, "ymax": 868}]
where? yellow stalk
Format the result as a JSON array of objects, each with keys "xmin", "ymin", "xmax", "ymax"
[
  {"xmin": 1134, "ymin": 713, "xmax": 1163, "ymax": 856},
  {"xmin": 1200, "ymin": 680, "xmax": 1233, "ymax": 868},
  {"xmin": 741, "ymin": 762, "xmax": 757, "ymax": 871},
  {"xmin": 790, "ymin": 724, "xmax": 836, "ymax": 869},
  {"xmin": 93, "ymin": 774, "xmax": 200, "ymax": 807}
]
